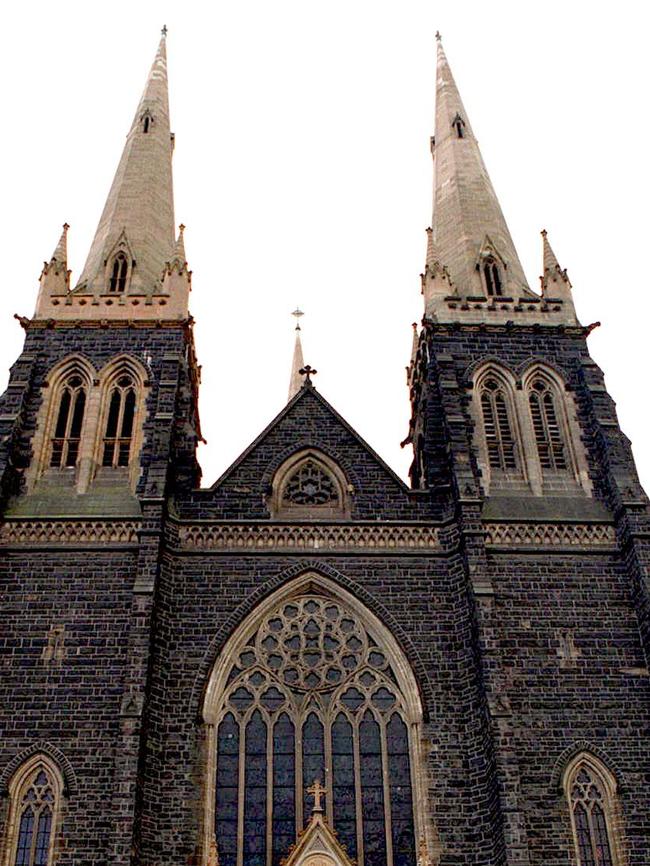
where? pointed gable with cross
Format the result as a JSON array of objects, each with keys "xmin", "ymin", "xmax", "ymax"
[
  {"xmin": 280, "ymin": 807, "xmax": 356, "ymax": 866},
  {"xmin": 192, "ymin": 379, "xmax": 431, "ymax": 522}
]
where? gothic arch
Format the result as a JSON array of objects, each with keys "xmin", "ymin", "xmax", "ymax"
[
  {"xmin": 199, "ymin": 568, "xmax": 433, "ymax": 866},
  {"xmin": 550, "ymin": 741, "xmax": 626, "ymax": 794},
  {"xmin": 261, "ymin": 441, "xmax": 361, "ymax": 499},
  {"xmin": 1, "ymin": 752, "xmax": 66, "ymax": 866},
  {"xmin": 463, "ymin": 355, "xmax": 516, "ymax": 385},
  {"xmin": 0, "ymin": 742, "xmax": 77, "ymax": 797},
  {"xmin": 515, "ymin": 356, "xmax": 569, "ymax": 387},
  {"xmin": 191, "ymin": 562, "xmax": 433, "ymax": 722},
  {"xmin": 471, "ymin": 362, "xmax": 525, "ymax": 489},
  {"xmin": 269, "ymin": 449, "xmax": 351, "ymax": 518},
  {"xmin": 27, "ymin": 354, "xmax": 96, "ymax": 490}
]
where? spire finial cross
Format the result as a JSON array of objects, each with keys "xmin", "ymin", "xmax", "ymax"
[
  {"xmin": 292, "ymin": 307, "xmax": 304, "ymax": 331},
  {"xmin": 299, "ymin": 365, "xmax": 317, "ymax": 384},
  {"xmin": 161, "ymin": 24, "xmax": 168, "ymax": 37},
  {"xmin": 307, "ymin": 779, "xmax": 326, "ymax": 814},
  {"xmin": 435, "ymin": 30, "xmax": 442, "ymax": 42}
]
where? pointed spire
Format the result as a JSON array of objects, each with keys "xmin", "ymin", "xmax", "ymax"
[
  {"xmin": 76, "ymin": 29, "xmax": 176, "ymax": 297},
  {"xmin": 51, "ymin": 223, "xmax": 69, "ymax": 264},
  {"xmin": 540, "ymin": 229, "xmax": 572, "ymax": 295},
  {"xmin": 410, "ymin": 322, "xmax": 419, "ymax": 364},
  {"xmin": 288, "ymin": 309, "xmax": 305, "ymax": 401},
  {"xmin": 430, "ymin": 37, "xmax": 530, "ymax": 299}
]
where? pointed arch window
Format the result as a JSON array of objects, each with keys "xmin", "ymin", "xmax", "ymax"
[
  {"xmin": 101, "ymin": 374, "xmax": 137, "ymax": 467},
  {"xmin": 527, "ymin": 377, "xmax": 568, "ymax": 471},
  {"xmin": 271, "ymin": 451, "xmax": 350, "ymax": 518},
  {"xmin": 483, "ymin": 258, "xmax": 502, "ymax": 296},
  {"xmin": 209, "ymin": 588, "xmax": 420, "ymax": 866},
  {"xmin": 479, "ymin": 377, "xmax": 518, "ymax": 472},
  {"xmin": 108, "ymin": 253, "xmax": 129, "ymax": 293},
  {"xmin": 49, "ymin": 374, "xmax": 86, "ymax": 468},
  {"xmin": 452, "ymin": 112, "xmax": 465, "ymax": 139},
  {"xmin": 565, "ymin": 757, "xmax": 620, "ymax": 866},
  {"xmin": 4, "ymin": 758, "xmax": 63, "ymax": 866}
]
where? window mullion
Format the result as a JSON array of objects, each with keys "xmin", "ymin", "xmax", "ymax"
[
  {"xmin": 114, "ymin": 391, "xmax": 125, "ymax": 466},
  {"xmin": 266, "ymin": 715, "xmax": 273, "ymax": 866},
  {"xmin": 380, "ymin": 719, "xmax": 394, "ymax": 866},
  {"xmin": 352, "ymin": 719, "xmax": 364, "ymax": 866},
  {"xmin": 295, "ymin": 716, "xmax": 303, "ymax": 831},
  {"xmin": 237, "ymin": 721, "xmax": 245, "ymax": 866},
  {"xmin": 324, "ymin": 711, "xmax": 333, "ymax": 821}
]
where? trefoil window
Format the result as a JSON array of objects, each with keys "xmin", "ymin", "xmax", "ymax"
[
  {"xmin": 50, "ymin": 375, "xmax": 86, "ymax": 468},
  {"xmin": 102, "ymin": 375, "xmax": 137, "ymax": 467}
]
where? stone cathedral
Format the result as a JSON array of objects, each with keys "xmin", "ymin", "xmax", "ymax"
[{"xmin": 1, "ymin": 29, "xmax": 649, "ymax": 866}]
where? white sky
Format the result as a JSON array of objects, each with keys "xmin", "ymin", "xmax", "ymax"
[{"xmin": 1, "ymin": 1, "xmax": 649, "ymax": 490}]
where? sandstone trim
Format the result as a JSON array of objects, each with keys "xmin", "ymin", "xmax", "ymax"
[
  {"xmin": 0, "ymin": 519, "xmax": 140, "ymax": 545},
  {"xmin": 178, "ymin": 523, "xmax": 439, "ymax": 551},
  {"xmin": 484, "ymin": 522, "xmax": 615, "ymax": 547}
]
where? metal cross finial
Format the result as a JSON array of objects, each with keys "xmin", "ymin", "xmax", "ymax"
[
  {"xmin": 299, "ymin": 365, "xmax": 317, "ymax": 384},
  {"xmin": 307, "ymin": 779, "xmax": 326, "ymax": 814},
  {"xmin": 161, "ymin": 24, "xmax": 168, "ymax": 37},
  {"xmin": 435, "ymin": 30, "xmax": 442, "ymax": 42},
  {"xmin": 292, "ymin": 307, "xmax": 304, "ymax": 331}
]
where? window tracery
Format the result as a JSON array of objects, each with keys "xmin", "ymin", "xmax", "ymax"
[
  {"xmin": 479, "ymin": 377, "xmax": 518, "ymax": 472},
  {"xmin": 212, "ymin": 593, "xmax": 418, "ymax": 866},
  {"xmin": 271, "ymin": 452, "xmax": 349, "ymax": 518},
  {"xmin": 101, "ymin": 374, "xmax": 137, "ymax": 467},
  {"xmin": 3, "ymin": 757, "xmax": 62, "ymax": 866},
  {"xmin": 49, "ymin": 374, "xmax": 86, "ymax": 469},
  {"xmin": 527, "ymin": 377, "xmax": 568, "ymax": 471},
  {"xmin": 565, "ymin": 757, "xmax": 619, "ymax": 866}
]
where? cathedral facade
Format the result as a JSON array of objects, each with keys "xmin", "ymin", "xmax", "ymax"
[{"xmin": 1, "ymin": 31, "xmax": 649, "ymax": 866}]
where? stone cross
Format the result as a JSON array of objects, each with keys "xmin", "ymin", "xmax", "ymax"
[
  {"xmin": 299, "ymin": 365, "xmax": 317, "ymax": 384},
  {"xmin": 307, "ymin": 779, "xmax": 326, "ymax": 813}
]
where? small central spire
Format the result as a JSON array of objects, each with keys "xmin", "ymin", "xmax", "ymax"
[{"xmin": 288, "ymin": 308, "xmax": 306, "ymax": 401}]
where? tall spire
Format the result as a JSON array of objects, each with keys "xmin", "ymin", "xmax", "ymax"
[
  {"xmin": 430, "ymin": 36, "xmax": 530, "ymax": 298},
  {"xmin": 76, "ymin": 29, "xmax": 175, "ymax": 296},
  {"xmin": 288, "ymin": 309, "xmax": 305, "ymax": 401}
]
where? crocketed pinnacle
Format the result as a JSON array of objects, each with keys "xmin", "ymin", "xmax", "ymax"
[
  {"xmin": 541, "ymin": 228, "xmax": 561, "ymax": 276},
  {"xmin": 76, "ymin": 31, "xmax": 175, "ymax": 294},
  {"xmin": 288, "ymin": 322, "xmax": 305, "ymax": 402},
  {"xmin": 431, "ymin": 37, "xmax": 530, "ymax": 295},
  {"xmin": 51, "ymin": 223, "xmax": 69, "ymax": 264}
]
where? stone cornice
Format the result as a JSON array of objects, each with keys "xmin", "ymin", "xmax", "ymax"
[
  {"xmin": 175, "ymin": 522, "xmax": 441, "ymax": 553},
  {"xmin": 0, "ymin": 519, "xmax": 140, "ymax": 546},
  {"xmin": 484, "ymin": 522, "xmax": 616, "ymax": 548}
]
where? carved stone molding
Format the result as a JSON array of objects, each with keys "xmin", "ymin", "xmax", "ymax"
[
  {"xmin": 178, "ymin": 523, "xmax": 440, "ymax": 552},
  {"xmin": 484, "ymin": 522, "xmax": 616, "ymax": 547},
  {"xmin": 0, "ymin": 520, "xmax": 140, "ymax": 545}
]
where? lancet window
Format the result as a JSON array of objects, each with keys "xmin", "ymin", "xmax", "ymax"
[
  {"xmin": 49, "ymin": 375, "xmax": 86, "ymax": 468},
  {"xmin": 108, "ymin": 253, "xmax": 129, "ymax": 293},
  {"xmin": 483, "ymin": 259, "xmax": 502, "ymax": 296},
  {"xmin": 452, "ymin": 113, "xmax": 465, "ymax": 139},
  {"xmin": 212, "ymin": 592, "xmax": 418, "ymax": 866},
  {"xmin": 479, "ymin": 377, "xmax": 518, "ymax": 472},
  {"xmin": 527, "ymin": 377, "xmax": 568, "ymax": 471},
  {"xmin": 4, "ymin": 758, "xmax": 62, "ymax": 866},
  {"xmin": 565, "ymin": 757, "xmax": 619, "ymax": 866},
  {"xmin": 101, "ymin": 374, "xmax": 137, "ymax": 467}
]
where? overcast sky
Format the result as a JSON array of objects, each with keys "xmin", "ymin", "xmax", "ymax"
[{"xmin": 2, "ymin": 1, "xmax": 649, "ymax": 490}]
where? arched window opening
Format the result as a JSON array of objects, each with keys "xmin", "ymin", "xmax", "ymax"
[
  {"xmin": 212, "ymin": 592, "xmax": 418, "ymax": 866},
  {"xmin": 566, "ymin": 759, "xmax": 619, "ymax": 866},
  {"xmin": 49, "ymin": 375, "xmax": 86, "ymax": 468},
  {"xmin": 108, "ymin": 253, "xmax": 129, "ymax": 293},
  {"xmin": 142, "ymin": 113, "xmax": 153, "ymax": 133},
  {"xmin": 483, "ymin": 259, "xmax": 502, "ymax": 296},
  {"xmin": 6, "ymin": 760, "xmax": 62, "ymax": 866},
  {"xmin": 272, "ymin": 452, "xmax": 349, "ymax": 518},
  {"xmin": 452, "ymin": 113, "xmax": 465, "ymax": 139},
  {"xmin": 102, "ymin": 375, "xmax": 136, "ymax": 467},
  {"xmin": 480, "ymin": 377, "xmax": 518, "ymax": 471},
  {"xmin": 528, "ymin": 378, "xmax": 568, "ymax": 471}
]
